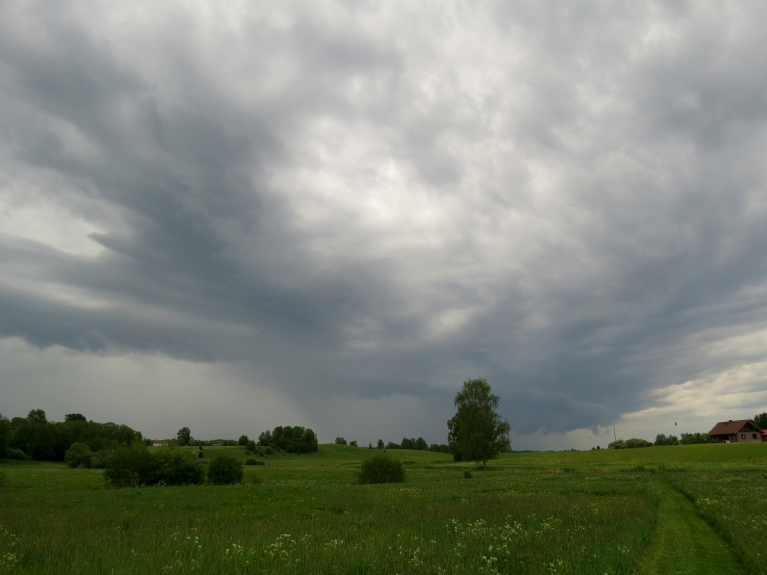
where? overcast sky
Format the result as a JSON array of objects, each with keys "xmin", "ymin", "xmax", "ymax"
[{"xmin": 2, "ymin": 1, "xmax": 767, "ymax": 450}]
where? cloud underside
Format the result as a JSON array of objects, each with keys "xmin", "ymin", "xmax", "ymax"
[{"xmin": 2, "ymin": 1, "xmax": 767, "ymax": 435}]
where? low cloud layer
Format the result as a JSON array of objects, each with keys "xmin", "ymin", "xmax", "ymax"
[{"xmin": 2, "ymin": 1, "xmax": 767, "ymax": 446}]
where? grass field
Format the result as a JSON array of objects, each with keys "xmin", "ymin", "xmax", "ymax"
[{"xmin": 1, "ymin": 443, "xmax": 766, "ymax": 574}]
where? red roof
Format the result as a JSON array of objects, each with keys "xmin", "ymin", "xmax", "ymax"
[{"xmin": 708, "ymin": 420, "xmax": 761, "ymax": 435}]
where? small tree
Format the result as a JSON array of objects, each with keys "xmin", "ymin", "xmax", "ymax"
[
  {"xmin": 65, "ymin": 442, "xmax": 95, "ymax": 468},
  {"xmin": 208, "ymin": 455, "xmax": 244, "ymax": 485},
  {"xmin": 177, "ymin": 427, "xmax": 192, "ymax": 446},
  {"xmin": 349, "ymin": 440, "xmax": 358, "ymax": 447},
  {"xmin": 238, "ymin": 435, "xmax": 249, "ymax": 446},
  {"xmin": 335, "ymin": 437, "xmax": 347, "ymax": 445},
  {"xmin": 447, "ymin": 378, "xmax": 510, "ymax": 469},
  {"xmin": 246, "ymin": 440, "xmax": 257, "ymax": 452},
  {"xmin": 359, "ymin": 455, "xmax": 405, "ymax": 484}
]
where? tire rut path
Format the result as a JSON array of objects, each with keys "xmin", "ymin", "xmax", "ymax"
[{"xmin": 632, "ymin": 475, "xmax": 743, "ymax": 575}]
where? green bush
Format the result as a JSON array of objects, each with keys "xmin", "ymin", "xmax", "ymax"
[
  {"xmin": 104, "ymin": 447, "xmax": 204, "ymax": 488},
  {"xmin": 655, "ymin": 434, "xmax": 680, "ymax": 446},
  {"xmin": 104, "ymin": 447, "xmax": 158, "ymax": 487},
  {"xmin": 358, "ymin": 455, "xmax": 405, "ymax": 484},
  {"xmin": 464, "ymin": 471, "xmax": 473, "ymax": 479},
  {"xmin": 8, "ymin": 448, "xmax": 28, "ymax": 461},
  {"xmin": 65, "ymin": 442, "xmax": 96, "ymax": 468},
  {"xmin": 625, "ymin": 438, "xmax": 653, "ymax": 449},
  {"xmin": 246, "ymin": 440, "xmax": 257, "ymax": 452},
  {"xmin": 245, "ymin": 458, "xmax": 265, "ymax": 466},
  {"xmin": 154, "ymin": 449, "xmax": 206, "ymax": 485},
  {"xmin": 207, "ymin": 455, "xmax": 244, "ymax": 485}
]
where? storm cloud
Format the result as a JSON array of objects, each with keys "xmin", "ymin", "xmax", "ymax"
[{"xmin": 2, "ymin": 1, "xmax": 767, "ymax": 446}]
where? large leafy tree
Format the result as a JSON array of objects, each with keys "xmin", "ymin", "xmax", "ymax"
[
  {"xmin": 447, "ymin": 378, "xmax": 511, "ymax": 469},
  {"xmin": 177, "ymin": 427, "xmax": 192, "ymax": 446},
  {"xmin": 27, "ymin": 409, "xmax": 48, "ymax": 424}
]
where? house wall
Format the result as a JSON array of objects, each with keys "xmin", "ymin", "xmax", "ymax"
[
  {"xmin": 735, "ymin": 431, "xmax": 762, "ymax": 443},
  {"xmin": 711, "ymin": 431, "xmax": 762, "ymax": 443}
]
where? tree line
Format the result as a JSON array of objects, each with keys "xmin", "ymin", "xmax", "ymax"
[
  {"xmin": 340, "ymin": 437, "xmax": 450, "ymax": 453},
  {"xmin": 0, "ymin": 410, "xmax": 142, "ymax": 462},
  {"xmin": 229, "ymin": 426, "xmax": 319, "ymax": 455},
  {"xmin": 607, "ymin": 432, "xmax": 720, "ymax": 449}
]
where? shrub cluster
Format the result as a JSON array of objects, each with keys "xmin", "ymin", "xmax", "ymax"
[
  {"xmin": 104, "ymin": 447, "xmax": 205, "ymax": 487},
  {"xmin": 207, "ymin": 455, "xmax": 244, "ymax": 485},
  {"xmin": 258, "ymin": 426, "xmax": 318, "ymax": 454},
  {"xmin": 680, "ymin": 432, "xmax": 714, "ymax": 445},
  {"xmin": 369, "ymin": 437, "xmax": 449, "ymax": 453},
  {"xmin": 358, "ymin": 455, "xmax": 405, "ymax": 484},
  {"xmin": 609, "ymin": 438, "xmax": 653, "ymax": 449},
  {"xmin": 245, "ymin": 458, "xmax": 265, "ymax": 466},
  {"xmin": 64, "ymin": 442, "xmax": 104, "ymax": 468},
  {"xmin": 654, "ymin": 434, "xmax": 680, "ymax": 446}
]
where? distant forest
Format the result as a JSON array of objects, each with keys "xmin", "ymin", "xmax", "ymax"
[
  {"xmin": 5, "ymin": 409, "xmax": 765, "ymax": 461},
  {"xmin": 0, "ymin": 410, "xmax": 141, "ymax": 462},
  {"xmin": 332, "ymin": 436, "xmax": 450, "ymax": 453}
]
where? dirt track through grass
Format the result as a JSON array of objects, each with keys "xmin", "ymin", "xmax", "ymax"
[{"xmin": 633, "ymin": 476, "xmax": 743, "ymax": 575}]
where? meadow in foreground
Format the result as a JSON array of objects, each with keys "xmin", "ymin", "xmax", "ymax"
[{"xmin": 1, "ymin": 443, "xmax": 765, "ymax": 574}]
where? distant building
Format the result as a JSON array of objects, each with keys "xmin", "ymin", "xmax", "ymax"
[{"xmin": 708, "ymin": 420, "xmax": 763, "ymax": 443}]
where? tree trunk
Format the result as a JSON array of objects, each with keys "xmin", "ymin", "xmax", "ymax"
[{"xmin": 483, "ymin": 459, "xmax": 487, "ymax": 470}]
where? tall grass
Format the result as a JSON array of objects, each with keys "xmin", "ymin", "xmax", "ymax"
[
  {"xmin": 0, "ymin": 454, "xmax": 659, "ymax": 574},
  {"xmin": 667, "ymin": 470, "xmax": 767, "ymax": 574}
]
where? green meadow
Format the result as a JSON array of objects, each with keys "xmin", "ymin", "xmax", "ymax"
[{"xmin": 1, "ymin": 443, "xmax": 766, "ymax": 574}]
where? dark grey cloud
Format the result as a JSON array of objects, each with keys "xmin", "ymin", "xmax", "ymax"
[{"xmin": 2, "ymin": 1, "xmax": 767, "ymax": 443}]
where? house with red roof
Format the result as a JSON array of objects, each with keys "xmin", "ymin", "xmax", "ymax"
[{"xmin": 708, "ymin": 420, "xmax": 763, "ymax": 443}]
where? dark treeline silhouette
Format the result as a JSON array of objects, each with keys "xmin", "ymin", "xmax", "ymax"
[
  {"xmin": 606, "ymin": 432, "xmax": 715, "ymax": 449},
  {"xmin": 0, "ymin": 410, "xmax": 142, "ymax": 461},
  {"xmin": 258, "ymin": 426, "xmax": 319, "ymax": 454},
  {"xmin": 366, "ymin": 437, "xmax": 449, "ymax": 453}
]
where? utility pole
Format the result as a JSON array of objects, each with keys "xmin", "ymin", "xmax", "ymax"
[{"xmin": 613, "ymin": 425, "xmax": 617, "ymax": 442}]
